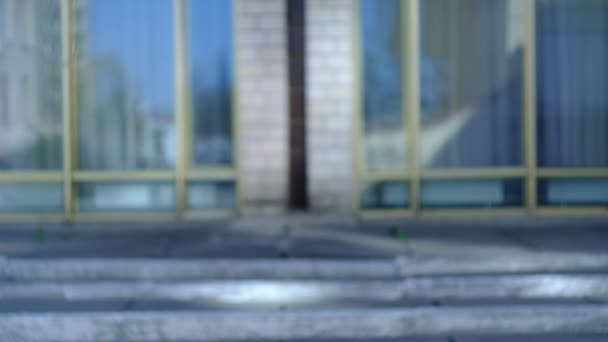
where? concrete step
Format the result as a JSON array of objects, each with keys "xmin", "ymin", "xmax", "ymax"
[
  {"xmin": 1, "ymin": 274, "xmax": 607, "ymax": 308},
  {"xmin": 1, "ymin": 305, "xmax": 607, "ymax": 341},
  {"xmin": 2, "ymin": 256, "xmax": 608, "ymax": 281},
  {"xmin": 141, "ymin": 337, "xmax": 608, "ymax": 342},
  {"xmin": 0, "ymin": 258, "xmax": 395, "ymax": 281}
]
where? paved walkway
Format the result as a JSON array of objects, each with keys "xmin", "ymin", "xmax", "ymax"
[
  {"xmin": 0, "ymin": 216, "xmax": 607, "ymax": 341},
  {"xmin": 0, "ymin": 215, "xmax": 606, "ymax": 259}
]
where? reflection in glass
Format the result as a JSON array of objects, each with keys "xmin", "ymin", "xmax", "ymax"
[
  {"xmin": 360, "ymin": 0, "xmax": 406, "ymax": 171},
  {"xmin": 188, "ymin": 181, "xmax": 235, "ymax": 210},
  {"xmin": 361, "ymin": 181, "xmax": 409, "ymax": 209},
  {"xmin": 539, "ymin": 179, "xmax": 608, "ymax": 206},
  {"xmin": 421, "ymin": 179, "xmax": 523, "ymax": 208},
  {"xmin": 190, "ymin": 0, "xmax": 233, "ymax": 165},
  {"xmin": 0, "ymin": 183, "xmax": 63, "ymax": 212},
  {"xmin": 536, "ymin": 0, "xmax": 608, "ymax": 167},
  {"xmin": 420, "ymin": 0, "xmax": 523, "ymax": 168},
  {"xmin": 0, "ymin": 0, "xmax": 62, "ymax": 170},
  {"xmin": 78, "ymin": 182, "xmax": 175, "ymax": 212},
  {"xmin": 76, "ymin": 0, "xmax": 175, "ymax": 170}
]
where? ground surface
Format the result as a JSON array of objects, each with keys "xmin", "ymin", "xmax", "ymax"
[{"xmin": 0, "ymin": 215, "xmax": 607, "ymax": 341}]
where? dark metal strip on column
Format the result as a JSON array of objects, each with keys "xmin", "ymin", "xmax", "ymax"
[{"xmin": 287, "ymin": 0, "xmax": 309, "ymax": 210}]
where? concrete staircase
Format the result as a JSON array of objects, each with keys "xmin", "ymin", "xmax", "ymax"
[{"xmin": 1, "ymin": 220, "xmax": 608, "ymax": 341}]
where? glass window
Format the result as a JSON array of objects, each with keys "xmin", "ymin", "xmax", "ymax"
[
  {"xmin": 420, "ymin": 0, "xmax": 524, "ymax": 168},
  {"xmin": 0, "ymin": 0, "xmax": 62, "ymax": 170},
  {"xmin": 78, "ymin": 182, "xmax": 175, "ymax": 212},
  {"xmin": 14, "ymin": 0, "xmax": 25, "ymax": 43},
  {"xmin": 0, "ymin": 2, "xmax": 3, "ymax": 44},
  {"xmin": 360, "ymin": 0, "xmax": 406, "ymax": 171},
  {"xmin": 188, "ymin": 181, "xmax": 235, "ymax": 211},
  {"xmin": 539, "ymin": 178, "xmax": 608, "ymax": 206},
  {"xmin": 361, "ymin": 181, "xmax": 409, "ymax": 209},
  {"xmin": 190, "ymin": 0, "xmax": 234, "ymax": 166},
  {"xmin": 0, "ymin": 183, "xmax": 63, "ymax": 213},
  {"xmin": 0, "ymin": 1, "xmax": 3, "ymax": 40},
  {"xmin": 536, "ymin": 0, "xmax": 608, "ymax": 167},
  {"xmin": 421, "ymin": 179, "xmax": 523, "ymax": 208},
  {"xmin": 76, "ymin": 0, "xmax": 175, "ymax": 170}
]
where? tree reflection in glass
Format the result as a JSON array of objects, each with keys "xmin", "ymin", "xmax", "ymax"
[
  {"xmin": 420, "ymin": 0, "xmax": 524, "ymax": 168},
  {"xmin": 76, "ymin": 0, "xmax": 175, "ymax": 170},
  {"xmin": 360, "ymin": 0, "xmax": 406, "ymax": 172},
  {"xmin": 190, "ymin": 0, "xmax": 234, "ymax": 166}
]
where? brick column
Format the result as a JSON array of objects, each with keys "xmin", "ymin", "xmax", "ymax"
[
  {"xmin": 305, "ymin": 0, "xmax": 355, "ymax": 214},
  {"xmin": 236, "ymin": 0, "xmax": 289, "ymax": 215}
]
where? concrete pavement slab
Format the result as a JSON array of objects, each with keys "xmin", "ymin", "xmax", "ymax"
[{"xmin": 1, "ymin": 306, "xmax": 607, "ymax": 341}]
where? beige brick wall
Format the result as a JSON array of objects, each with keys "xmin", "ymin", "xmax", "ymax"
[
  {"xmin": 236, "ymin": 0, "xmax": 289, "ymax": 215},
  {"xmin": 305, "ymin": 0, "xmax": 355, "ymax": 214}
]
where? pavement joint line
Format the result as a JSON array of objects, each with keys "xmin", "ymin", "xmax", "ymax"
[{"xmin": 0, "ymin": 306, "xmax": 607, "ymax": 341}]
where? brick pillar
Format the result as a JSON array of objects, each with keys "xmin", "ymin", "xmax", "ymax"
[
  {"xmin": 236, "ymin": 0, "xmax": 289, "ymax": 216},
  {"xmin": 305, "ymin": 0, "xmax": 355, "ymax": 214}
]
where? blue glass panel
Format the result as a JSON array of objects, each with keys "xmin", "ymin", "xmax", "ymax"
[
  {"xmin": 0, "ymin": 0, "xmax": 62, "ymax": 170},
  {"xmin": 361, "ymin": 181, "xmax": 409, "ymax": 209},
  {"xmin": 360, "ymin": 0, "xmax": 406, "ymax": 171},
  {"xmin": 536, "ymin": 0, "xmax": 608, "ymax": 167},
  {"xmin": 188, "ymin": 181, "xmax": 235, "ymax": 211},
  {"xmin": 77, "ymin": 0, "xmax": 175, "ymax": 170},
  {"xmin": 190, "ymin": 0, "xmax": 234, "ymax": 165},
  {"xmin": 78, "ymin": 182, "xmax": 175, "ymax": 212},
  {"xmin": 0, "ymin": 183, "xmax": 63, "ymax": 213},
  {"xmin": 419, "ymin": 0, "xmax": 523, "ymax": 168},
  {"xmin": 539, "ymin": 178, "xmax": 608, "ymax": 206},
  {"xmin": 421, "ymin": 179, "xmax": 523, "ymax": 208}
]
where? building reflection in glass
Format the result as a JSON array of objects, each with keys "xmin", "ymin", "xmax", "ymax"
[
  {"xmin": 420, "ymin": 0, "xmax": 524, "ymax": 168},
  {"xmin": 76, "ymin": 0, "xmax": 175, "ymax": 170},
  {"xmin": 0, "ymin": 0, "xmax": 63, "ymax": 170}
]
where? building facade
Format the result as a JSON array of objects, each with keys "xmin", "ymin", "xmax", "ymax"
[{"xmin": 0, "ymin": 0, "xmax": 606, "ymax": 220}]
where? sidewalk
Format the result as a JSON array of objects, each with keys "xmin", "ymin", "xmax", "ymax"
[
  {"xmin": 0, "ymin": 215, "xmax": 607, "ymax": 341},
  {"xmin": 0, "ymin": 215, "xmax": 606, "ymax": 260}
]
